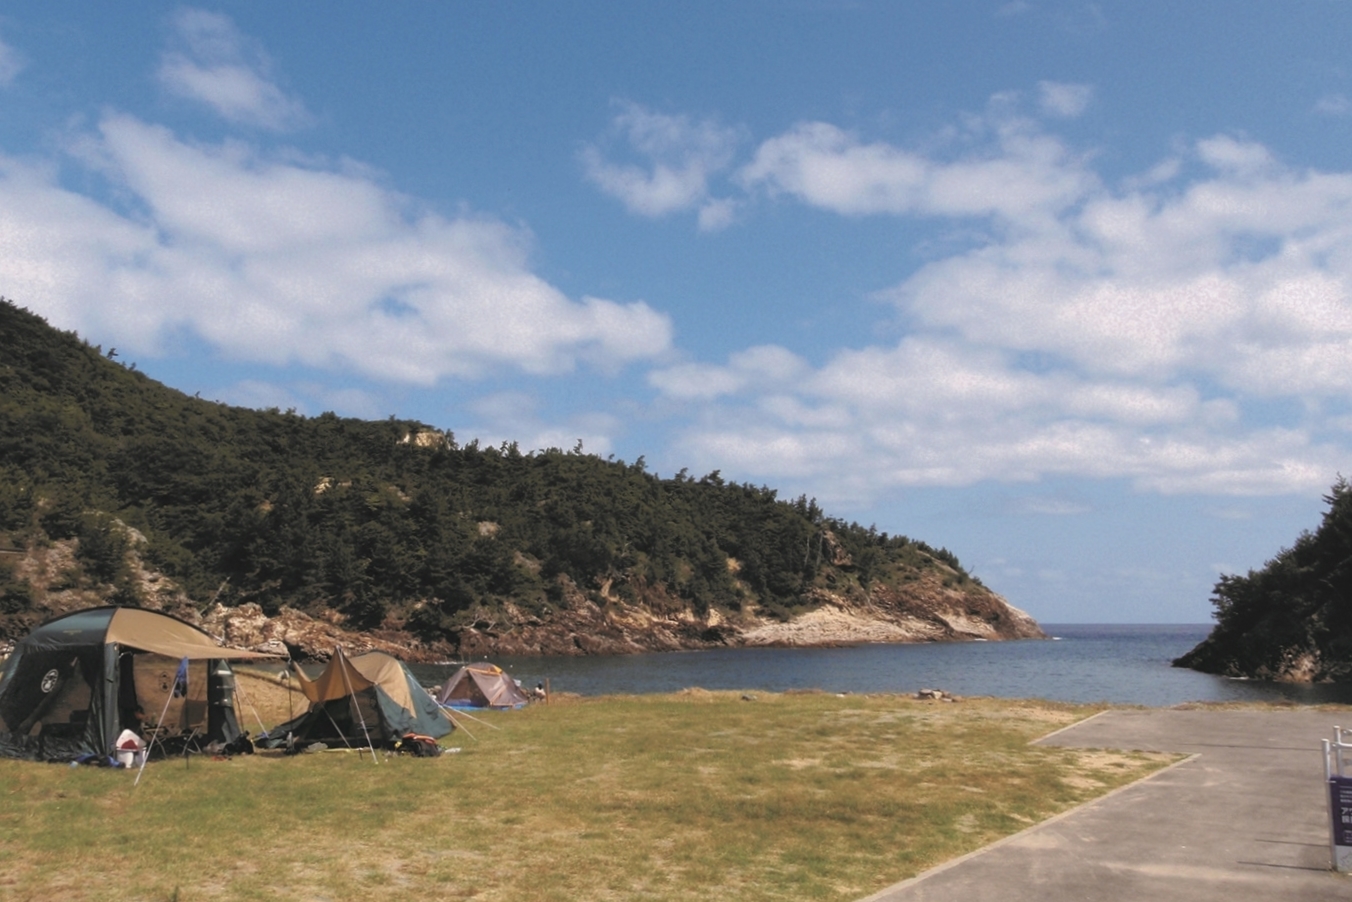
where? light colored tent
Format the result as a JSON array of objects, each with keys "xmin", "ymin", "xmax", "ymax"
[
  {"xmin": 260, "ymin": 648, "xmax": 451, "ymax": 750},
  {"xmin": 0, "ymin": 606, "xmax": 275, "ymax": 762},
  {"xmin": 435, "ymin": 662, "xmax": 529, "ymax": 709}
]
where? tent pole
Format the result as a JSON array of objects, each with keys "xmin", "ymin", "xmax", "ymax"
[
  {"xmin": 441, "ymin": 708, "xmax": 476, "ymax": 742},
  {"xmin": 135, "ymin": 656, "xmax": 184, "ymax": 788},
  {"xmin": 320, "ymin": 703, "xmax": 357, "ymax": 752},
  {"xmin": 443, "ymin": 706, "xmax": 498, "ymax": 731},
  {"xmin": 336, "ymin": 647, "xmax": 379, "ymax": 764},
  {"xmin": 228, "ymin": 667, "xmax": 271, "ymax": 739},
  {"xmin": 285, "ymin": 663, "xmax": 295, "ymax": 722}
]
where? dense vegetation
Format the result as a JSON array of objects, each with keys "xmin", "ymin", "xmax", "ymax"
[
  {"xmin": 1175, "ymin": 478, "xmax": 1352, "ymax": 681},
  {"xmin": 0, "ymin": 299, "xmax": 981, "ymax": 643}
]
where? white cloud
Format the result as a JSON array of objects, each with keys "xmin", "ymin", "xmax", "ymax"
[
  {"xmin": 0, "ymin": 32, "xmax": 24, "ymax": 86},
  {"xmin": 655, "ymin": 113, "xmax": 1352, "ymax": 499},
  {"xmin": 739, "ymin": 115, "xmax": 1095, "ymax": 221},
  {"xmin": 649, "ymin": 344, "xmax": 809, "ymax": 400},
  {"xmin": 158, "ymin": 8, "xmax": 310, "ymax": 130},
  {"xmin": 582, "ymin": 101, "xmax": 741, "ymax": 224},
  {"xmin": 1194, "ymin": 134, "xmax": 1276, "ymax": 176},
  {"xmin": 662, "ymin": 334, "xmax": 1336, "ymax": 498},
  {"xmin": 1018, "ymin": 497, "xmax": 1091, "ymax": 515},
  {"xmin": 697, "ymin": 197, "xmax": 739, "ymax": 232},
  {"xmin": 0, "ymin": 113, "xmax": 672, "ymax": 385},
  {"xmin": 1037, "ymin": 81, "xmax": 1093, "ymax": 118},
  {"xmin": 463, "ymin": 392, "xmax": 619, "ymax": 456}
]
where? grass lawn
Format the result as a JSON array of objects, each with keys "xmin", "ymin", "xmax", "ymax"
[{"xmin": 0, "ymin": 691, "xmax": 1175, "ymax": 902}]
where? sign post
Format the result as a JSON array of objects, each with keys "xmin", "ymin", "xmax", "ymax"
[{"xmin": 1326, "ymin": 727, "xmax": 1352, "ymax": 872}]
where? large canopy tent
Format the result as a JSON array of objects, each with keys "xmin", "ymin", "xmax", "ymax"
[
  {"xmin": 0, "ymin": 606, "xmax": 276, "ymax": 762},
  {"xmin": 435, "ymin": 662, "xmax": 529, "ymax": 709},
  {"xmin": 260, "ymin": 648, "xmax": 451, "ymax": 751}
]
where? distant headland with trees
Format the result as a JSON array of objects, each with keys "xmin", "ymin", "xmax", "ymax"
[
  {"xmin": 1175, "ymin": 477, "xmax": 1352, "ymax": 682},
  {"xmin": 0, "ymin": 299, "xmax": 1042, "ymax": 660}
]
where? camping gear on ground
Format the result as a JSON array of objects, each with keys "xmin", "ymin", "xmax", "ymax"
[
  {"xmin": 0, "ymin": 606, "xmax": 276, "ymax": 762},
  {"xmin": 392, "ymin": 732, "xmax": 443, "ymax": 757},
  {"xmin": 115, "ymin": 729, "xmax": 146, "ymax": 768},
  {"xmin": 258, "ymin": 648, "xmax": 451, "ymax": 753},
  {"xmin": 435, "ymin": 663, "xmax": 530, "ymax": 710}
]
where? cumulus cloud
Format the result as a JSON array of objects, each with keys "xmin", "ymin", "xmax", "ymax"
[
  {"xmin": 649, "ymin": 345, "xmax": 809, "ymax": 400},
  {"xmin": 738, "ymin": 115, "xmax": 1095, "ymax": 221},
  {"xmin": 582, "ymin": 101, "xmax": 741, "ymax": 228},
  {"xmin": 654, "ymin": 112, "xmax": 1352, "ymax": 498},
  {"xmin": 158, "ymin": 8, "xmax": 311, "ymax": 130},
  {"xmin": 0, "ymin": 113, "xmax": 672, "ymax": 383}
]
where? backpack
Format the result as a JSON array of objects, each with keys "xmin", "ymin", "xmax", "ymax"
[{"xmin": 397, "ymin": 733, "xmax": 442, "ymax": 757}]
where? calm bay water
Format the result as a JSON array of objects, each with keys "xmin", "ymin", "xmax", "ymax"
[{"xmin": 410, "ymin": 624, "xmax": 1352, "ymax": 707}]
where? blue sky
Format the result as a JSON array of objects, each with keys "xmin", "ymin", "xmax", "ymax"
[{"xmin": 3, "ymin": 2, "xmax": 1351, "ymax": 623}]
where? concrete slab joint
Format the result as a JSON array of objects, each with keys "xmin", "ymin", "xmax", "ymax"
[{"xmin": 861, "ymin": 708, "xmax": 1352, "ymax": 902}]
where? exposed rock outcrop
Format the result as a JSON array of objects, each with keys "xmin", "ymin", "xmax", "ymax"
[
  {"xmin": 1, "ymin": 530, "xmax": 1042, "ymax": 663},
  {"xmin": 200, "ymin": 603, "xmax": 436, "ymax": 661}
]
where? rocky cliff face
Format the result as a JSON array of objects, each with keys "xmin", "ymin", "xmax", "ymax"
[
  {"xmin": 206, "ymin": 564, "xmax": 1041, "ymax": 661},
  {"xmin": 1173, "ymin": 623, "xmax": 1352, "ymax": 683},
  {"xmin": 0, "ymin": 535, "xmax": 1041, "ymax": 662}
]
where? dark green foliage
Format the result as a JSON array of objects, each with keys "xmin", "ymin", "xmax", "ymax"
[
  {"xmin": 0, "ymin": 561, "xmax": 32, "ymax": 615},
  {"xmin": 74, "ymin": 513, "xmax": 130, "ymax": 584},
  {"xmin": 1175, "ymin": 477, "xmax": 1352, "ymax": 680},
  {"xmin": 0, "ymin": 299, "xmax": 982, "ymax": 639}
]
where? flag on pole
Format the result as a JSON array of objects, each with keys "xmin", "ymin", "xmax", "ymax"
[{"xmin": 172, "ymin": 657, "xmax": 189, "ymax": 698}]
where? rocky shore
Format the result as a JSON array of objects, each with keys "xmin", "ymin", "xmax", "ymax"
[
  {"xmin": 1, "ymin": 536, "xmax": 1043, "ymax": 662},
  {"xmin": 204, "ymin": 563, "xmax": 1042, "ymax": 661}
]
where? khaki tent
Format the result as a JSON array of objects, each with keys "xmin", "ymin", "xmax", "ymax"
[
  {"xmin": 435, "ymin": 662, "xmax": 529, "ymax": 709},
  {"xmin": 0, "ymin": 606, "xmax": 275, "ymax": 762},
  {"xmin": 260, "ymin": 648, "xmax": 451, "ymax": 751}
]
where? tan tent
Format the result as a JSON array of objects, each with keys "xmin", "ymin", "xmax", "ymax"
[
  {"xmin": 261, "ymin": 648, "xmax": 451, "ymax": 751},
  {"xmin": 435, "ymin": 662, "xmax": 529, "ymax": 709},
  {"xmin": 0, "ymin": 606, "xmax": 275, "ymax": 762}
]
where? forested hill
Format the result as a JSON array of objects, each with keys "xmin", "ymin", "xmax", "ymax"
[
  {"xmin": 1175, "ymin": 479, "xmax": 1352, "ymax": 682},
  {"xmin": 0, "ymin": 300, "xmax": 1042, "ymax": 658}
]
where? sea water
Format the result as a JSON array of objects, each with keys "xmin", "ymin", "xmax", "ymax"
[{"xmin": 410, "ymin": 624, "xmax": 1352, "ymax": 707}]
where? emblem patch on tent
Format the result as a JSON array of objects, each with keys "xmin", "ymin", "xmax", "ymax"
[{"xmin": 40, "ymin": 669, "xmax": 60, "ymax": 693}]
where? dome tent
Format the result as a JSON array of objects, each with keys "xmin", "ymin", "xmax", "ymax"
[
  {"xmin": 435, "ymin": 662, "xmax": 529, "ymax": 709},
  {"xmin": 0, "ymin": 606, "xmax": 276, "ymax": 762},
  {"xmin": 260, "ymin": 648, "xmax": 451, "ymax": 752}
]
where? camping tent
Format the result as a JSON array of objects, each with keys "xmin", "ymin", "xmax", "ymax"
[
  {"xmin": 260, "ymin": 648, "xmax": 451, "ymax": 750},
  {"xmin": 0, "ymin": 606, "xmax": 276, "ymax": 762},
  {"xmin": 435, "ymin": 662, "xmax": 529, "ymax": 709}
]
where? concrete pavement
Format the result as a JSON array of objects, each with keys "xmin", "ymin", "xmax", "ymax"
[{"xmin": 860, "ymin": 707, "xmax": 1351, "ymax": 901}]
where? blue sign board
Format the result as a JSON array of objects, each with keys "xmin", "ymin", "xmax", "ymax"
[{"xmin": 1331, "ymin": 776, "xmax": 1352, "ymax": 849}]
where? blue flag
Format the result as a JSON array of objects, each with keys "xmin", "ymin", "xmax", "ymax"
[{"xmin": 172, "ymin": 657, "xmax": 189, "ymax": 698}]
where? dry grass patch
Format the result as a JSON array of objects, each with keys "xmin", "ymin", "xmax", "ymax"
[{"xmin": 0, "ymin": 692, "xmax": 1175, "ymax": 902}]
